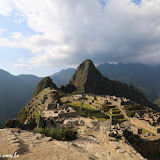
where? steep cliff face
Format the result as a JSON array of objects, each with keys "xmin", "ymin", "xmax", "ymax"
[
  {"xmin": 70, "ymin": 60, "xmax": 159, "ymax": 110},
  {"xmin": 33, "ymin": 77, "xmax": 57, "ymax": 97}
]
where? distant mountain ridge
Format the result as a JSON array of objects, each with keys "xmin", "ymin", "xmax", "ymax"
[
  {"xmin": 70, "ymin": 60, "xmax": 159, "ymax": 111},
  {"xmin": 97, "ymin": 62, "xmax": 160, "ymax": 102},
  {"xmin": 50, "ymin": 68, "xmax": 75, "ymax": 87},
  {"xmin": 0, "ymin": 70, "xmax": 41, "ymax": 123}
]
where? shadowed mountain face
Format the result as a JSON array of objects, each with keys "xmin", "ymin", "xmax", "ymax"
[
  {"xmin": 70, "ymin": 60, "xmax": 159, "ymax": 111},
  {"xmin": 97, "ymin": 63, "xmax": 160, "ymax": 102},
  {"xmin": 0, "ymin": 70, "xmax": 41, "ymax": 123}
]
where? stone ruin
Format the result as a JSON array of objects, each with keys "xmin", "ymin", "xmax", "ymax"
[
  {"xmin": 100, "ymin": 119, "xmax": 125, "ymax": 140},
  {"xmin": 130, "ymin": 108, "xmax": 160, "ymax": 134},
  {"xmin": 45, "ymin": 102, "xmax": 77, "ymax": 119}
]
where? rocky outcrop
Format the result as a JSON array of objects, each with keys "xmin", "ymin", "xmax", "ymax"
[
  {"xmin": 37, "ymin": 116, "xmax": 59, "ymax": 128},
  {"xmin": 5, "ymin": 118, "xmax": 24, "ymax": 129},
  {"xmin": 4, "ymin": 118, "xmax": 37, "ymax": 130},
  {"xmin": 70, "ymin": 59, "xmax": 159, "ymax": 111}
]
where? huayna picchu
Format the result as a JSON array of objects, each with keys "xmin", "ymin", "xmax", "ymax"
[{"xmin": 70, "ymin": 59, "xmax": 159, "ymax": 111}]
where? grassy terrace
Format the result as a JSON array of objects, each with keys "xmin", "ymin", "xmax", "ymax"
[
  {"xmin": 105, "ymin": 105, "xmax": 125, "ymax": 122},
  {"xmin": 121, "ymin": 104, "xmax": 145, "ymax": 118},
  {"xmin": 66, "ymin": 101, "xmax": 109, "ymax": 122},
  {"xmin": 69, "ymin": 101, "xmax": 97, "ymax": 110}
]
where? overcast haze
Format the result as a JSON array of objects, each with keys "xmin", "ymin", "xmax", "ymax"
[{"xmin": 0, "ymin": 0, "xmax": 160, "ymax": 76}]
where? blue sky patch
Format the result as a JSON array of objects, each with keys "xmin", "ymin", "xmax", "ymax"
[{"xmin": 132, "ymin": 0, "xmax": 141, "ymax": 5}]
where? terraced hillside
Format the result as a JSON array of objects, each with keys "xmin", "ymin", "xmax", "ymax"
[{"xmin": 18, "ymin": 88, "xmax": 61, "ymax": 123}]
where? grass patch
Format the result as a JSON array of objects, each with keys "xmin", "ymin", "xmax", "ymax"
[
  {"xmin": 69, "ymin": 104, "xmax": 109, "ymax": 121},
  {"xmin": 118, "ymin": 118, "xmax": 126, "ymax": 122},
  {"xmin": 35, "ymin": 126, "xmax": 77, "ymax": 141},
  {"xmin": 142, "ymin": 128, "xmax": 154, "ymax": 134},
  {"xmin": 69, "ymin": 101, "xmax": 97, "ymax": 110}
]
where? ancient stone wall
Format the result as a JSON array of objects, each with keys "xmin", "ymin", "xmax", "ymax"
[
  {"xmin": 58, "ymin": 111, "xmax": 77, "ymax": 118},
  {"xmin": 130, "ymin": 117, "xmax": 160, "ymax": 134}
]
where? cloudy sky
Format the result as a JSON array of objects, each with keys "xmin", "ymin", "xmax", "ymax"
[{"xmin": 0, "ymin": 0, "xmax": 160, "ymax": 76}]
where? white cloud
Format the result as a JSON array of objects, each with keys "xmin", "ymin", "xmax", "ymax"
[
  {"xmin": 0, "ymin": 28, "xmax": 5, "ymax": 34},
  {"xmin": 0, "ymin": 0, "xmax": 12, "ymax": 16},
  {"xmin": 17, "ymin": 58, "xmax": 23, "ymax": 63},
  {"xmin": 1, "ymin": 0, "xmax": 160, "ymax": 67},
  {"xmin": 14, "ymin": 63, "xmax": 31, "ymax": 68}
]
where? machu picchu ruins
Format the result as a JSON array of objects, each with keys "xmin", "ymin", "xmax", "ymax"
[{"xmin": 2, "ymin": 60, "xmax": 160, "ymax": 160}]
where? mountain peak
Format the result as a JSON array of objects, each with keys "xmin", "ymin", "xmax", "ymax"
[
  {"xmin": 70, "ymin": 59, "xmax": 104, "ymax": 93},
  {"xmin": 33, "ymin": 77, "xmax": 57, "ymax": 97},
  {"xmin": 78, "ymin": 59, "xmax": 95, "ymax": 69}
]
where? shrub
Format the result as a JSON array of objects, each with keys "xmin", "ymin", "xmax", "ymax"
[{"xmin": 35, "ymin": 126, "xmax": 77, "ymax": 141}]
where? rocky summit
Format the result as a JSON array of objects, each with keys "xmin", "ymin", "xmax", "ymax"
[{"xmin": 70, "ymin": 59, "xmax": 159, "ymax": 111}]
